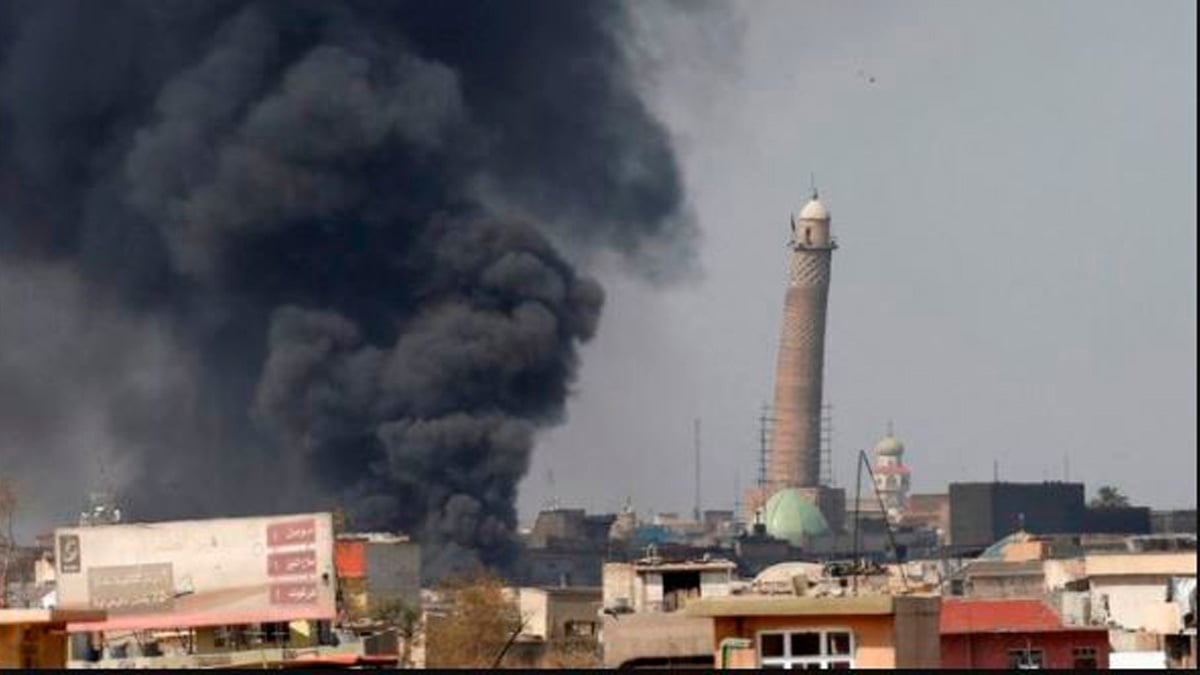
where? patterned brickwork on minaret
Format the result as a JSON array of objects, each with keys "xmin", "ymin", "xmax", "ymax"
[{"xmin": 767, "ymin": 193, "xmax": 835, "ymax": 490}]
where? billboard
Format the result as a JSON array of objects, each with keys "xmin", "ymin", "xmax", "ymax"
[{"xmin": 55, "ymin": 512, "xmax": 336, "ymax": 630}]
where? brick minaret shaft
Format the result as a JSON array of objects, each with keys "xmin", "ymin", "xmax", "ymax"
[{"xmin": 767, "ymin": 191, "xmax": 835, "ymax": 489}]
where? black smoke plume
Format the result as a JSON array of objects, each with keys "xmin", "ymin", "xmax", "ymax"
[{"xmin": 0, "ymin": 0, "xmax": 694, "ymax": 575}]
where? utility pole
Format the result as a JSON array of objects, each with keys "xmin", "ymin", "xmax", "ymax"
[
  {"xmin": 693, "ymin": 418, "xmax": 702, "ymax": 523},
  {"xmin": 733, "ymin": 470, "xmax": 741, "ymax": 522},
  {"xmin": 544, "ymin": 468, "xmax": 559, "ymax": 511},
  {"xmin": 860, "ymin": 450, "xmax": 909, "ymax": 590},
  {"xmin": 852, "ymin": 451, "xmax": 863, "ymax": 596}
]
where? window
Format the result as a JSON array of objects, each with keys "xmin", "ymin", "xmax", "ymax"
[
  {"xmin": 1007, "ymin": 648, "xmax": 1045, "ymax": 669},
  {"xmin": 662, "ymin": 571, "xmax": 701, "ymax": 612},
  {"xmin": 565, "ymin": 620, "xmax": 597, "ymax": 638},
  {"xmin": 259, "ymin": 622, "xmax": 290, "ymax": 645},
  {"xmin": 1072, "ymin": 646, "xmax": 1098, "ymax": 669},
  {"xmin": 759, "ymin": 629, "xmax": 854, "ymax": 669}
]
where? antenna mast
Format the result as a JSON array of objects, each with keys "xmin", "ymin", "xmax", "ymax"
[
  {"xmin": 544, "ymin": 468, "xmax": 559, "ymax": 511},
  {"xmin": 693, "ymin": 418, "xmax": 702, "ymax": 522}
]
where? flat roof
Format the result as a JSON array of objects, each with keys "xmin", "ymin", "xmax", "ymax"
[
  {"xmin": 525, "ymin": 586, "xmax": 603, "ymax": 597},
  {"xmin": 336, "ymin": 532, "xmax": 410, "ymax": 544},
  {"xmin": 0, "ymin": 609, "xmax": 106, "ymax": 626},
  {"xmin": 962, "ymin": 560, "xmax": 1045, "ymax": 577},
  {"xmin": 941, "ymin": 598, "xmax": 1104, "ymax": 635},
  {"xmin": 686, "ymin": 594, "xmax": 895, "ymax": 618},
  {"xmin": 629, "ymin": 560, "xmax": 737, "ymax": 572},
  {"xmin": 1085, "ymin": 552, "xmax": 1197, "ymax": 577}
]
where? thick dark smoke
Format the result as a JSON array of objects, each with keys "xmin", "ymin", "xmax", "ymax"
[{"xmin": 0, "ymin": 1, "xmax": 694, "ymax": 575}]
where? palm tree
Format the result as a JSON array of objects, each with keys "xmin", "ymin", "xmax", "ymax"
[{"xmin": 1089, "ymin": 485, "xmax": 1131, "ymax": 509}]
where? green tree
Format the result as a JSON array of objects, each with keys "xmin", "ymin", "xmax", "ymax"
[{"xmin": 1089, "ymin": 485, "xmax": 1131, "ymax": 509}]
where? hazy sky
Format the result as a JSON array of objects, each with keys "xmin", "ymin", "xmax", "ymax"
[{"xmin": 517, "ymin": 0, "xmax": 1198, "ymax": 523}]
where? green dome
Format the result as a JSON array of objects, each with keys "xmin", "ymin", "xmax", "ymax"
[
  {"xmin": 978, "ymin": 529, "xmax": 1032, "ymax": 560},
  {"xmin": 764, "ymin": 489, "xmax": 831, "ymax": 545}
]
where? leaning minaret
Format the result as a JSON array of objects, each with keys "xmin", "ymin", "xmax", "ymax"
[{"xmin": 767, "ymin": 189, "xmax": 835, "ymax": 489}]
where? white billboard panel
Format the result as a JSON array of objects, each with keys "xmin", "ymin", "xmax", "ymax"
[{"xmin": 55, "ymin": 512, "xmax": 335, "ymax": 630}]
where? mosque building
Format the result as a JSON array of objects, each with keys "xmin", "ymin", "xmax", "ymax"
[{"xmin": 746, "ymin": 188, "xmax": 846, "ymax": 534}]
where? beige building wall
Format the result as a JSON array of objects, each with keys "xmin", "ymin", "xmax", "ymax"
[
  {"xmin": 54, "ymin": 512, "xmax": 336, "ymax": 623},
  {"xmin": 1084, "ymin": 552, "xmax": 1196, "ymax": 631},
  {"xmin": 515, "ymin": 588, "xmax": 601, "ymax": 641},
  {"xmin": 601, "ymin": 613, "xmax": 713, "ymax": 668},
  {"xmin": 714, "ymin": 614, "xmax": 895, "ymax": 668},
  {"xmin": 602, "ymin": 563, "xmax": 637, "ymax": 612},
  {"xmin": 706, "ymin": 596, "xmax": 939, "ymax": 670},
  {"xmin": 891, "ymin": 596, "xmax": 941, "ymax": 668}
]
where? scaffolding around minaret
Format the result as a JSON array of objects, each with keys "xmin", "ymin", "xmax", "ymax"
[{"xmin": 740, "ymin": 189, "xmax": 846, "ymax": 534}]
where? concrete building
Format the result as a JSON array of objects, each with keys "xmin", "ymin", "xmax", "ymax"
[
  {"xmin": 901, "ymin": 493, "xmax": 950, "ymax": 544},
  {"xmin": 1151, "ymin": 509, "xmax": 1197, "ymax": 535},
  {"xmin": 526, "ymin": 508, "xmax": 615, "ymax": 549},
  {"xmin": 334, "ymin": 532, "xmax": 420, "ymax": 621},
  {"xmin": 940, "ymin": 598, "xmax": 1110, "ymax": 669},
  {"xmin": 514, "ymin": 586, "xmax": 602, "ymax": 642},
  {"xmin": 599, "ymin": 555, "xmax": 736, "ymax": 668},
  {"xmin": 954, "ymin": 560, "xmax": 1048, "ymax": 599},
  {"xmin": 686, "ymin": 594, "xmax": 941, "ymax": 669},
  {"xmin": 51, "ymin": 512, "xmax": 393, "ymax": 668},
  {"xmin": 514, "ymin": 507, "xmax": 617, "ymax": 588},
  {"xmin": 949, "ymin": 481, "xmax": 1152, "ymax": 549},
  {"xmin": 1083, "ymin": 506, "xmax": 1153, "ymax": 535},
  {"xmin": 602, "ymin": 556, "xmax": 735, "ymax": 614},
  {"xmin": 502, "ymin": 586, "xmax": 603, "ymax": 667},
  {"xmin": 600, "ymin": 612, "xmax": 715, "ymax": 669},
  {"xmin": 2, "ymin": 543, "xmax": 55, "ymax": 610},
  {"xmin": 1083, "ymin": 552, "xmax": 1195, "ymax": 633},
  {"xmin": 950, "ymin": 482, "xmax": 1086, "ymax": 548}
]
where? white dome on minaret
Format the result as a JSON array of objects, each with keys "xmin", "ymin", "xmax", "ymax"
[{"xmin": 798, "ymin": 196, "xmax": 829, "ymax": 221}]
